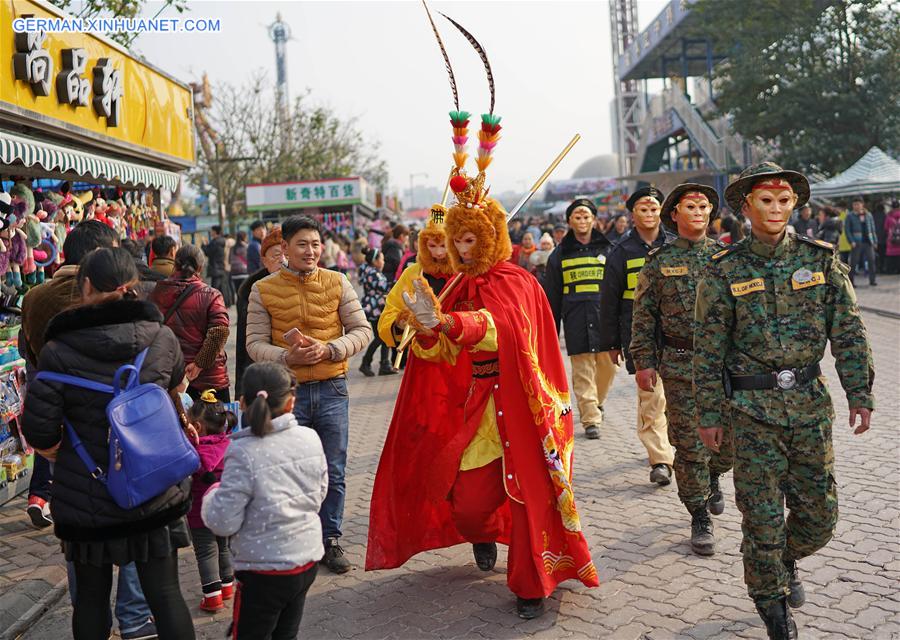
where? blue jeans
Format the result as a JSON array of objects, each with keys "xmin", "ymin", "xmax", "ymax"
[
  {"xmin": 67, "ymin": 561, "xmax": 151, "ymax": 633},
  {"xmin": 292, "ymin": 376, "xmax": 349, "ymax": 540}
]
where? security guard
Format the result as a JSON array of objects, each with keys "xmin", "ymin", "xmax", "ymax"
[
  {"xmin": 693, "ymin": 163, "xmax": 874, "ymax": 640},
  {"xmin": 543, "ymin": 198, "xmax": 615, "ymax": 439},
  {"xmin": 598, "ymin": 186, "xmax": 676, "ymax": 485},
  {"xmin": 630, "ymin": 183, "xmax": 734, "ymax": 556}
]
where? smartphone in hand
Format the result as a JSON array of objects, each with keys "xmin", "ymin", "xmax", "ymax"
[{"xmin": 283, "ymin": 328, "xmax": 312, "ymax": 347}]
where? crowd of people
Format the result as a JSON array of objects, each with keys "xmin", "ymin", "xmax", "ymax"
[{"xmin": 11, "ymin": 163, "xmax": 883, "ymax": 639}]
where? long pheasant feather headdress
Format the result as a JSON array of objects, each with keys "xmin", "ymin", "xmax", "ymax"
[{"xmin": 422, "ymin": 3, "xmax": 501, "ymax": 209}]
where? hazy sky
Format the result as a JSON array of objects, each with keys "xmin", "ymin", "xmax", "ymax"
[{"xmin": 128, "ymin": 0, "xmax": 670, "ymax": 196}]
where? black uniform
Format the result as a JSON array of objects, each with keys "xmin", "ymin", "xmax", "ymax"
[
  {"xmin": 597, "ymin": 228, "xmax": 676, "ymax": 373},
  {"xmin": 542, "ymin": 229, "xmax": 612, "ymax": 355}
]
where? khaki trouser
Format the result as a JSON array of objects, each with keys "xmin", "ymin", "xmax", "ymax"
[
  {"xmin": 570, "ymin": 352, "xmax": 618, "ymax": 428},
  {"xmin": 636, "ymin": 377, "xmax": 674, "ymax": 466}
]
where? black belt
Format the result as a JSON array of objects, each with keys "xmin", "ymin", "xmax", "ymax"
[
  {"xmin": 729, "ymin": 364, "xmax": 821, "ymax": 391},
  {"xmin": 663, "ymin": 335, "xmax": 693, "ymax": 351}
]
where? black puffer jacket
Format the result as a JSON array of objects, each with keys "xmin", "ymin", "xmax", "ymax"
[
  {"xmin": 22, "ymin": 299, "xmax": 189, "ymax": 543},
  {"xmin": 542, "ymin": 228, "xmax": 612, "ymax": 355}
]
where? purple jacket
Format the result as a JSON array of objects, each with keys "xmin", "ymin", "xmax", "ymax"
[{"xmin": 188, "ymin": 433, "xmax": 230, "ymax": 529}]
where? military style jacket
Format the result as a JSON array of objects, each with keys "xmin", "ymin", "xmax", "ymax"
[
  {"xmin": 597, "ymin": 228, "xmax": 676, "ymax": 373},
  {"xmin": 692, "ymin": 232, "xmax": 875, "ymax": 428},
  {"xmin": 542, "ymin": 228, "xmax": 613, "ymax": 355},
  {"xmin": 630, "ymin": 236, "xmax": 722, "ymax": 383}
]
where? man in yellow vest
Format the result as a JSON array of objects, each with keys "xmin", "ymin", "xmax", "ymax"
[{"xmin": 247, "ymin": 215, "xmax": 372, "ymax": 573}]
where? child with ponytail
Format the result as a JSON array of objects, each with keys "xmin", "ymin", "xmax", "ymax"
[
  {"xmin": 201, "ymin": 363, "xmax": 327, "ymax": 639},
  {"xmin": 186, "ymin": 390, "xmax": 234, "ymax": 613}
]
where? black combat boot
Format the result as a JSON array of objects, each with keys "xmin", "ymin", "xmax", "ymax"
[
  {"xmin": 784, "ymin": 559, "xmax": 806, "ymax": 608},
  {"xmin": 708, "ymin": 473, "xmax": 725, "ymax": 516},
  {"xmin": 516, "ymin": 596, "xmax": 545, "ymax": 619},
  {"xmin": 472, "ymin": 542, "xmax": 497, "ymax": 571},
  {"xmin": 756, "ymin": 596, "xmax": 798, "ymax": 639},
  {"xmin": 689, "ymin": 506, "xmax": 716, "ymax": 556},
  {"xmin": 359, "ymin": 362, "xmax": 375, "ymax": 377},
  {"xmin": 321, "ymin": 537, "xmax": 352, "ymax": 574}
]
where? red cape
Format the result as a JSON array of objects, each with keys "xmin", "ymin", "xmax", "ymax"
[{"xmin": 366, "ymin": 262, "xmax": 598, "ymax": 593}]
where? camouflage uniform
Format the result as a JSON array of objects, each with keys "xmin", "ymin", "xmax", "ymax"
[
  {"xmin": 631, "ymin": 237, "xmax": 734, "ymax": 512},
  {"xmin": 692, "ymin": 232, "xmax": 874, "ymax": 603}
]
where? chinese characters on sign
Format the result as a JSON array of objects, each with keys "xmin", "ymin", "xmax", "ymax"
[
  {"xmin": 245, "ymin": 178, "xmax": 376, "ymax": 212},
  {"xmin": 11, "ymin": 15, "xmax": 124, "ymax": 126},
  {"xmin": 284, "ymin": 182, "xmax": 356, "ymax": 203},
  {"xmin": 57, "ymin": 48, "xmax": 90, "ymax": 106},
  {"xmin": 92, "ymin": 58, "xmax": 123, "ymax": 126},
  {"xmin": 13, "ymin": 17, "xmax": 52, "ymax": 96}
]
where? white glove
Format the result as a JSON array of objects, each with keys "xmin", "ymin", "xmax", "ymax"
[{"xmin": 402, "ymin": 279, "xmax": 441, "ymax": 329}]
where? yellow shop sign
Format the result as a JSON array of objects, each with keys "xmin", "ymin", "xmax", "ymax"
[{"xmin": 0, "ymin": 0, "xmax": 194, "ymax": 168}]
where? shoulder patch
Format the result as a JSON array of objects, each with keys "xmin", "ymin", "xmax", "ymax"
[
  {"xmin": 793, "ymin": 233, "xmax": 834, "ymax": 251},
  {"xmin": 711, "ymin": 245, "xmax": 738, "ymax": 261}
]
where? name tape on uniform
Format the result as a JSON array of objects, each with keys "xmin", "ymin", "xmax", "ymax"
[
  {"xmin": 661, "ymin": 266, "xmax": 688, "ymax": 277},
  {"xmin": 730, "ymin": 278, "xmax": 766, "ymax": 297},
  {"xmin": 791, "ymin": 271, "xmax": 825, "ymax": 290}
]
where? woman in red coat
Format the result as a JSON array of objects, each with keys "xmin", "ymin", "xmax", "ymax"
[{"xmin": 151, "ymin": 244, "xmax": 231, "ymax": 402}]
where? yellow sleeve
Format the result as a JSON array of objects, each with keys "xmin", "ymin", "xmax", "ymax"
[
  {"xmin": 468, "ymin": 310, "xmax": 497, "ymax": 352},
  {"xmin": 378, "ymin": 264, "xmax": 423, "ymax": 347},
  {"xmin": 410, "ymin": 332, "xmax": 462, "ymax": 364}
]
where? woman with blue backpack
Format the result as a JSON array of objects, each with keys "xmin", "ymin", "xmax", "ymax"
[{"xmin": 22, "ymin": 247, "xmax": 196, "ymax": 640}]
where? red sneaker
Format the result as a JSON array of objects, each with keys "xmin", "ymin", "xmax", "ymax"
[
  {"xmin": 26, "ymin": 496, "xmax": 52, "ymax": 529},
  {"xmin": 200, "ymin": 593, "xmax": 224, "ymax": 612},
  {"xmin": 221, "ymin": 582, "xmax": 234, "ymax": 601}
]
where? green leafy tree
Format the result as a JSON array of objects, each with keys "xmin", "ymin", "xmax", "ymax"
[
  {"xmin": 190, "ymin": 75, "xmax": 388, "ymax": 229},
  {"xmin": 50, "ymin": 0, "xmax": 188, "ymax": 46},
  {"xmin": 692, "ymin": 0, "xmax": 899, "ymax": 176}
]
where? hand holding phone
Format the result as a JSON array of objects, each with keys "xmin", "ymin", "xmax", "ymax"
[{"xmin": 283, "ymin": 328, "xmax": 312, "ymax": 347}]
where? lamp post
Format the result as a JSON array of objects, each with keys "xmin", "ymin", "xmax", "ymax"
[
  {"xmin": 211, "ymin": 145, "xmax": 258, "ymax": 234},
  {"xmin": 408, "ymin": 172, "xmax": 428, "ymax": 211}
]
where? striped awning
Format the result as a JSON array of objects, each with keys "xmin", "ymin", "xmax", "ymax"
[
  {"xmin": 0, "ymin": 129, "xmax": 181, "ymax": 191},
  {"xmin": 810, "ymin": 147, "xmax": 900, "ymax": 198}
]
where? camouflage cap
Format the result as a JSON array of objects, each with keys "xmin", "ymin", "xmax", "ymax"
[
  {"xmin": 724, "ymin": 161, "xmax": 810, "ymax": 212},
  {"xmin": 660, "ymin": 183, "xmax": 720, "ymax": 230}
]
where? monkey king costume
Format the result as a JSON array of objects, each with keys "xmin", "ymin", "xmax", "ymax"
[{"xmin": 365, "ymin": 9, "xmax": 597, "ymax": 618}]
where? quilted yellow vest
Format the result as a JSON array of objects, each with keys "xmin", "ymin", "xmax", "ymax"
[{"xmin": 257, "ymin": 268, "xmax": 348, "ymax": 383}]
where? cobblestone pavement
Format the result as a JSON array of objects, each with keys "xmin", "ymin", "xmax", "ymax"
[{"xmin": 6, "ymin": 283, "xmax": 899, "ymax": 640}]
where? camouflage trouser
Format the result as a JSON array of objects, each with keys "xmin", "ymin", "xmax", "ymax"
[
  {"xmin": 733, "ymin": 410, "xmax": 838, "ymax": 603},
  {"xmin": 663, "ymin": 377, "xmax": 733, "ymax": 511}
]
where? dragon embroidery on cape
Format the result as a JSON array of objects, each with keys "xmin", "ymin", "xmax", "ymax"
[{"xmin": 517, "ymin": 305, "xmax": 582, "ymax": 533}]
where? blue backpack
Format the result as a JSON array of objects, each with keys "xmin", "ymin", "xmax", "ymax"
[{"xmin": 35, "ymin": 349, "xmax": 200, "ymax": 509}]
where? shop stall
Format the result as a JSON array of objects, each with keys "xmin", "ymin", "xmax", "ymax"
[
  {"xmin": 0, "ymin": 0, "xmax": 195, "ymax": 503},
  {"xmin": 245, "ymin": 176, "xmax": 378, "ymax": 239}
]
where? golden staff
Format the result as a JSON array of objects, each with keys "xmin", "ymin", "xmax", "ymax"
[{"xmin": 395, "ymin": 133, "xmax": 581, "ymax": 357}]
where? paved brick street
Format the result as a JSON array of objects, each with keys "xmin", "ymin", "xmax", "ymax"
[{"xmin": 3, "ymin": 279, "xmax": 898, "ymax": 640}]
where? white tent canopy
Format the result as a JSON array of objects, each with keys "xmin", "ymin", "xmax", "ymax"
[{"xmin": 810, "ymin": 147, "xmax": 900, "ymax": 198}]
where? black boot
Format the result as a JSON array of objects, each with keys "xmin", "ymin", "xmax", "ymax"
[
  {"xmin": 472, "ymin": 542, "xmax": 497, "ymax": 571},
  {"xmin": 378, "ymin": 362, "xmax": 398, "ymax": 375},
  {"xmin": 650, "ymin": 464, "xmax": 672, "ymax": 486},
  {"xmin": 708, "ymin": 473, "xmax": 725, "ymax": 516},
  {"xmin": 321, "ymin": 537, "xmax": 352, "ymax": 574},
  {"xmin": 516, "ymin": 596, "xmax": 545, "ymax": 619},
  {"xmin": 756, "ymin": 596, "xmax": 798, "ymax": 639},
  {"xmin": 689, "ymin": 506, "xmax": 716, "ymax": 556},
  {"xmin": 359, "ymin": 362, "xmax": 375, "ymax": 377},
  {"xmin": 784, "ymin": 559, "xmax": 806, "ymax": 608}
]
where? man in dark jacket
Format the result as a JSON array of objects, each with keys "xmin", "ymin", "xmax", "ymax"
[
  {"xmin": 235, "ymin": 228, "xmax": 283, "ymax": 398},
  {"xmin": 247, "ymin": 220, "xmax": 266, "ymax": 273},
  {"xmin": 203, "ymin": 225, "xmax": 230, "ymax": 302},
  {"xmin": 598, "ymin": 186, "xmax": 676, "ymax": 486},
  {"xmin": 120, "ymin": 238, "xmax": 165, "ymax": 300},
  {"xmin": 845, "ymin": 198, "xmax": 878, "ymax": 286},
  {"xmin": 543, "ymin": 198, "xmax": 615, "ymax": 440},
  {"xmin": 381, "ymin": 224, "xmax": 409, "ymax": 284}
]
